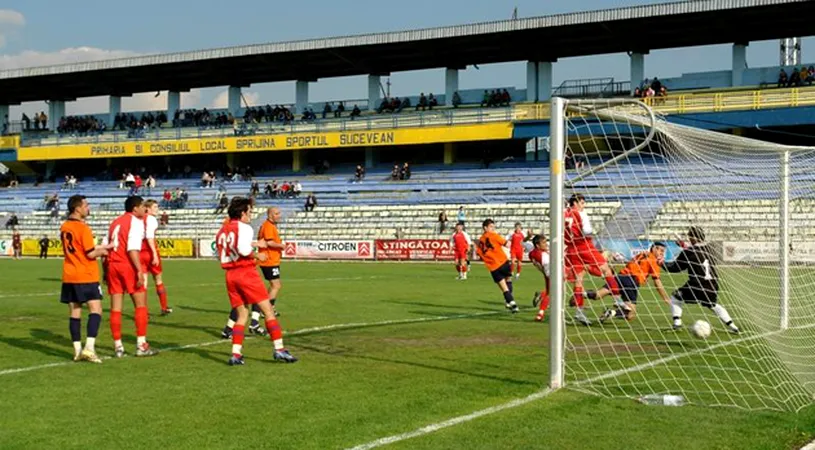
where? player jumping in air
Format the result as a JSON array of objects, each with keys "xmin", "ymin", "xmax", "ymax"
[
  {"xmin": 60, "ymin": 195, "xmax": 112, "ymax": 363},
  {"xmin": 506, "ymin": 222, "xmax": 527, "ymax": 279},
  {"xmin": 476, "ymin": 219, "xmax": 519, "ymax": 313},
  {"xmin": 450, "ymin": 222, "xmax": 472, "ymax": 280},
  {"xmin": 257, "ymin": 207, "xmax": 285, "ymax": 316},
  {"xmin": 565, "ymin": 193, "xmax": 622, "ymax": 326},
  {"xmin": 664, "ymin": 227, "xmax": 740, "ymax": 334},
  {"xmin": 528, "ymin": 234, "xmax": 551, "ymax": 322},
  {"xmin": 587, "ymin": 242, "xmax": 672, "ymax": 323},
  {"xmin": 215, "ymin": 197, "xmax": 297, "ymax": 365},
  {"xmin": 140, "ymin": 200, "xmax": 172, "ymax": 315},
  {"xmin": 104, "ymin": 196, "xmax": 157, "ymax": 357}
]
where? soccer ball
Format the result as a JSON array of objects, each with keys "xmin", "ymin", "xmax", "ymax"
[{"xmin": 691, "ymin": 320, "xmax": 712, "ymax": 339}]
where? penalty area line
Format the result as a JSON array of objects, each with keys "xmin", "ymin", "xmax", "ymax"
[{"xmin": 0, "ymin": 309, "xmax": 506, "ymax": 377}]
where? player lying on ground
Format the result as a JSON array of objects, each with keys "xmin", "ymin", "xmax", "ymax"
[
  {"xmin": 450, "ymin": 222, "xmax": 473, "ymax": 280},
  {"xmin": 528, "ymin": 234, "xmax": 550, "ymax": 322},
  {"xmin": 140, "ymin": 200, "xmax": 172, "ymax": 315},
  {"xmin": 60, "ymin": 195, "xmax": 113, "ymax": 363},
  {"xmin": 103, "ymin": 196, "xmax": 157, "ymax": 358},
  {"xmin": 216, "ymin": 197, "xmax": 297, "ymax": 365},
  {"xmin": 586, "ymin": 242, "xmax": 672, "ymax": 323},
  {"xmin": 565, "ymin": 193, "xmax": 622, "ymax": 326},
  {"xmin": 664, "ymin": 226, "xmax": 740, "ymax": 334},
  {"xmin": 475, "ymin": 219, "xmax": 519, "ymax": 313}
]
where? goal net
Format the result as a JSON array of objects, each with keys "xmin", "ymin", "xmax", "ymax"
[{"xmin": 548, "ymin": 98, "xmax": 815, "ymax": 411}]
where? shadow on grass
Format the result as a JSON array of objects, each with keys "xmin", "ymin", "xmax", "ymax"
[
  {"xmin": 175, "ymin": 305, "xmax": 231, "ymax": 316},
  {"xmin": 149, "ymin": 321, "xmax": 223, "ymax": 339},
  {"xmin": 385, "ymin": 300, "xmax": 496, "ymax": 312},
  {"xmin": 37, "ymin": 277, "xmax": 62, "ymax": 282}
]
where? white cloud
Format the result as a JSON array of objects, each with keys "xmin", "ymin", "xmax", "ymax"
[
  {"xmin": 210, "ymin": 89, "xmax": 261, "ymax": 109},
  {"xmin": 0, "ymin": 9, "xmax": 25, "ymax": 48},
  {"xmin": 0, "ymin": 46, "xmax": 141, "ymax": 70}
]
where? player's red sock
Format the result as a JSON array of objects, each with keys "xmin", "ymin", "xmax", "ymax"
[
  {"xmin": 265, "ymin": 318, "xmax": 285, "ymax": 351},
  {"xmin": 134, "ymin": 306, "xmax": 148, "ymax": 338},
  {"xmin": 110, "ymin": 310, "xmax": 122, "ymax": 341},
  {"xmin": 156, "ymin": 283, "xmax": 168, "ymax": 310},
  {"xmin": 574, "ymin": 287, "xmax": 585, "ymax": 308},
  {"xmin": 231, "ymin": 324, "xmax": 245, "ymax": 357},
  {"xmin": 539, "ymin": 292, "xmax": 550, "ymax": 313},
  {"xmin": 605, "ymin": 276, "xmax": 620, "ymax": 296}
]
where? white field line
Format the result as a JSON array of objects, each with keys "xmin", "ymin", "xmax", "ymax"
[
  {"xmin": 0, "ymin": 276, "xmax": 384, "ymax": 299},
  {"xmin": 345, "ymin": 322, "xmax": 815, "ymax": 449},
  {"xmin": 0, "ymin": 309, "xmax": 504, "ymax": 377}
]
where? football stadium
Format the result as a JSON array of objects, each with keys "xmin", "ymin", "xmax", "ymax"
[{"xmin": 2, "ymin": 1, "xmax": 815, "ymax": 448}]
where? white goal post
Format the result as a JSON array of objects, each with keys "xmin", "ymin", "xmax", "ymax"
[{"xmin": 547, "ymin": 97, "xmax": 814, "ymax": 411}]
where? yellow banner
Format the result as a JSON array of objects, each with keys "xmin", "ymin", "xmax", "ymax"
[
  {"xmin": 16, "ymin": 123, "xmax": 513, "ymax": 161},
  {"xmin": 156, "ymin": 239, "xmax": 194, "ymax": 257},
  {"xmin": 22, "ymin": 238, "xmax": 63, "ymax": 257},
  {"xmin": 0, "ymin": 135, "xmax": 19, "ymax": 149}
]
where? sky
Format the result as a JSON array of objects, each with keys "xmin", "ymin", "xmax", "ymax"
[{"xmin": 0, "ymin": 0, "xmax": 812, "ymax": 117}]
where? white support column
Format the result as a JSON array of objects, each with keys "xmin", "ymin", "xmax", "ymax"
[
  {"xmin": 732, "ymin": 43, "xmax": 748, "ymax": 87},
  {"xmin": 445, "ymin": 68, "xmax": 459, "ymax": 106},
  {"xmin": 549, "ymin": 97, "xmax": 566, "ymax": 390},
  {"xmin": 538, "ymin": 61, "xmax": 554, "ymax": 102},
  {"xmin": 228, "ymin": 86, "xmax": 242, "ymax": 116},
  {"xmin": 526, "ymin": 61, "xmax": 539, "ymax": 102},
  {"xmin": 48, "ymin": 100, "xmax": 64, "ymax": 131},
  {"xmin": 295, "ymin": 80, "xmax": 309, "ymax": 114},
  {"xmin": 630, "ymin": 52, "xmax": 646, "ymax": 95},
  {"xmin": 109, "ymin": 96, "xmax": 121, "ymax": 127},
  {"xmin": 780, "ymin": 150, "xmax": 790, "ymax": 330},
  {"xmin": 367, "ymin": 75, "xmax": 381, "ymax": 111},
  {"xmin": 167, "ymin": 91, "xmax": 181, "ymax": 119}
]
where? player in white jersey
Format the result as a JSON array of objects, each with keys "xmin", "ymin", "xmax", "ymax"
[{"xmin": 528, "ymin": 235, "xmax": 551, "ymax": 322}]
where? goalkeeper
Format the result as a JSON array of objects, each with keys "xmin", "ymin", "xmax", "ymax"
[{"xmin": 587, "ymin": 242, "xmax": 671, "ymax": 322}]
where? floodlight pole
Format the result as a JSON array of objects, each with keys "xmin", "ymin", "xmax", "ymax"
[
  {"xmin": 549, "ymin": 97, "xmax": 566, "ymax": 389},
  {"xmin": 780, "ymin": 149, "xmax": 790, "ymax": 331}
]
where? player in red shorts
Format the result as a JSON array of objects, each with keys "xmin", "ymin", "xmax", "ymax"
[
  {"xmin": 450, "ymin": 222, "xmax": 472, "ymax": 280},
  {"xmin": 528, "ymin": 234, "xmax": 551, "ymax": 322},
  {"xmin": 216, "ymin": 197, "xmax": 297, "ymax": 366},
  {"xmin": 564, "ymin": 193, "xmax": 621, "ymax": 326},
  {"xmin": 506, "ymin": 222, "xmax": 528, "ymax": 279},
  {"xmin": 140, "ymin": 199, "xmax": 172, "ymax": 316},
  {"xmin": 103, "ymin": 196, "xmax": 157, "ymax": 357}
]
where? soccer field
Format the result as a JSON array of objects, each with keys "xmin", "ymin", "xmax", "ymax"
[{"xmin": 1, "ymin": 259, "xmax": 814, "ymax": 450}]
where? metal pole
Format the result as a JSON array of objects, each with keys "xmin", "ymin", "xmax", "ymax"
[
  {"xmin": 780, "ymin": 150, "xmax": 790, "ymax": 330},
  {"xmin": 549, "ymin": 97, "xmax": 566, "ymax": 389}
]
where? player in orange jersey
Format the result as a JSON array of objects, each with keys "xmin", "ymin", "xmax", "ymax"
[
  {"xmin": 506, "ymin": 222, "xmax": 527, "ymax": 279},
  {"xmin": 564, "ymin": 193, "xmax": 621, "ymax": 326},
  {"xmin": 60, "ymin": 195, "xmax": 113, "ymax": 363},
  {"xmin": 257, "ymin": 207, "xmax": 285, "ymax": 315},
  {"xmin": 587, "ymin": 242, "xmax": 671, "ymax": 323},
  {"xmin": 450, "ymin": 222, "xmax": 472, "ymax": 280},
  {"xmin": 475, "ymin": 219, "xmax": 518, "ymax": 313},
  {"xmin": 528, "ymin": 234, "xmax": 551, "ymax": 322},
  {"xmin": 216, "ymin": 197, "xmax": 297, "ymax": 365},
  {"xmin": 140, "ymin": 199, "xmax": 172, "ymax": 315},
  {"xmin": 103, "ymin": 196, "xmax": 157, "ymax": 358}
]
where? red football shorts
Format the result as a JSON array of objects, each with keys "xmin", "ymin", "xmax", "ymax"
[
  {"xmin": 565, "ymin": 243, "xmax": 606, "ymax": 280},
  {"xmin": 454, "ymin": 248, "xmax": 468, "ymax": 260},
  {"xmin": 140, "ymin": 251, "xmax": 163, "ymax": 276},
  {"xmin": 107, "ymin": 262, "xmax": 145, "ymax": 295},
  {"xmin": 225, "ymin": 266, "xmax": 268, "ymax": 309},
  {"xmin": 511, "ymin": 248, "xmax": 524, "ymax": 260}
]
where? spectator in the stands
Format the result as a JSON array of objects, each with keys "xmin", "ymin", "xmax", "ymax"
[
  {"xmin": 350, "ymin": 105, "xmax": 361, "ymax": 120},
  {"xmin": 428, "ymin": 93, "xmax": 438, "ymax": 110},
  {"xmin": 400, "ymin": 162, "xmax": 411, "ymax": 180},
  {"xmin": 2, "ymin": 114, "xmax": 8, "ymax": 135},
  {"xmin": 354, "ymin": 165, "xmax": 365, "ymax": 182},
  {"xmin": 159, "ymin": 210, "xmax": 169, "ymax": 227},
  {"xmin": 162, "ymin": 189, "xmax": 172, "ymax": 207},
  {"xmin": 201, "ymin": 171, "xmax": 213, "ymax": 188},
  {"xmin": 416, "ymin": 93, "xmax": 428, "ymax": 111},
  {"xmin": 145, "ymin": 175, "xmax": 156, "ymax": 195},
  {"xmin": 438, "ymin": 210, "xmax": 448, "ymax": 234},
  {"xmin": 789, "ymin": 68, "xmax": 802, "ymax": 87},
  {"xmin": 778, "ymin": 69, "xmax": 789, "ymax": 88},
  {"xmin": 215, "ymin": 192, "xmax": 228, "ymax": 214},
  {"xmin": 391, "ymin": 164, "xmax": 400, "ymax": 181},
  {"xmin": 5, "ymin": 213, "xmax": 18, "ymax": 229},
  {"xmin": 180, "ymin": 189, "xmax": 188, "ymax": 206},
  {"xmin": 250, "ymin": 180, "xmax": 260, "ymax": 198},
  {"xmin": 501, "ymin": 89, "xmax": 512, "ymax": 106},
  {"xmin": 264, "ymin": 182, "xmax": 274, "ymax": 198},
  {"xmin": 39, "ymin": 235, "xmax": 50, "ymax": 258},
  {"xmin": 322, "ymin": 102, "xmax": 332, "ymax": 119},
  {"xmin": 334, "ymin": 101, "xmax": 345, "ymax": 118},
  {"xmin": 280, "ymin": 181, "xmax": 291, "ymax": 198},
  {"xmin": 133, "ymin": 174, "xmax": 143, "ymax": 195},
  {"xmin": 807, "ymin": 66, "xmax": 815, "ymax": 85},
  {"xmin": 452, "ymin": 92, "xmax": 462, "ymax": 108},
  {"xmin": 480, "ymin": 90, "xmax": 491, "ymax": 107},
  {"xmin": 304, "ymin": 193, "xmax": 317, "ymax": 212},
  {"xmin": 21, "ymin": 113, "xmax": 30, "ymax": 131},
  {"xmin": 457, "ymin": 206, "xmax": 466, "ymax": 228},
  {"xmin": 125, "ymin": 172, "xmax": 135, "ymax": 189},
  {"xmin": 293, "ymin": 180, "xmax": 302, "ymax": 197}
]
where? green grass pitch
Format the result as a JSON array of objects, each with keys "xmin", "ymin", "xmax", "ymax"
[{"xmin": 0, "ymin": 259, "xmax": 813, "ymax": 449}]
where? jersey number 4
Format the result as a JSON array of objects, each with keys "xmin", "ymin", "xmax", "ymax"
[
  {"xmin": 217, "ymin": 232, "xmax": 239, "ymax": 264},
  {"xmin": 109, "ymin": 225, "xmax": 121, "ymax": 251},
  {"xmin": 477, "ymin": 238, "xmax": 494, "ymax": 254}
]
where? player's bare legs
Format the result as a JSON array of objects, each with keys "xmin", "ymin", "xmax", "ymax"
[
  {"xmin": 267, "ymin": 279, "xmax": 282, "ymax": 316},
  {"xmin": 256, "ymin": 300, "xmax": 297, "ymax": 362}
]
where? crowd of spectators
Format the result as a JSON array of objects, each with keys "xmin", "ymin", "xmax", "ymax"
[
  {"xmin": 481, "ymin": 89, "xmax": 511, "ymax": 107},
  {"xmin": 263, "ymin": 180, "xmax": 301, "ymax": 198},
  {"xmin": 390, "ymin": 162, "xmax": 411, "ymax": 181},
  {"xmin": 634, "ymin": 77, "xmax": 668, "ymax": 99},
  {"xmin": 161, "ymin": 187, "xmax": 188, "ymax": 209},
  {"xmin": 58, "ymin": 116, "xmax": 107, "ymax": 136},
  {"xmin": 777, "ymin": 67, "xmax": 815, "ymax": 88},
  {"xmin": 21, "ymin": 112, "xmax": 48, "ymax": 131}
]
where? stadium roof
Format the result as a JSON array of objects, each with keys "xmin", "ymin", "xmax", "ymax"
[{"xmin": 0, "ymin": 0, "xmax": 812, "ymax": 104}]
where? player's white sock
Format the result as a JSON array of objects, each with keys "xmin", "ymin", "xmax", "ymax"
[
  {"xmin": 73, "ymin": 341, "xmax": 82, "ymax": 355},
  {"xmin": 137, "ymin": 336, "xmax": 146, "ymax": 347},
  {"xmin": 84, "ymin": 337, "xmax": 95, "ymax": 353},
  {"xmin": 251, "ymin": 311, "xmax": 261, "ymax": 323},
  {"xmin": 670, "ymin": 297, "xmax": 683, "ymax": 319},
  {"xmin": 712, "ymin": 304, "xmax": 737, "ymax": 328},
  {"xmin": 232, "ymin": 344, "xmax": 242, "ymax": 356},
  {"xmin": 273, "ymin": 339, "xmax": 285, "ymax": 351},
  {"xmin": 226, "ymin": 319, "xmax": 236, "ymax": 329},
  {"xmin": 114, "ymin": 339, "xmax": 123, "ymax": 350}
]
